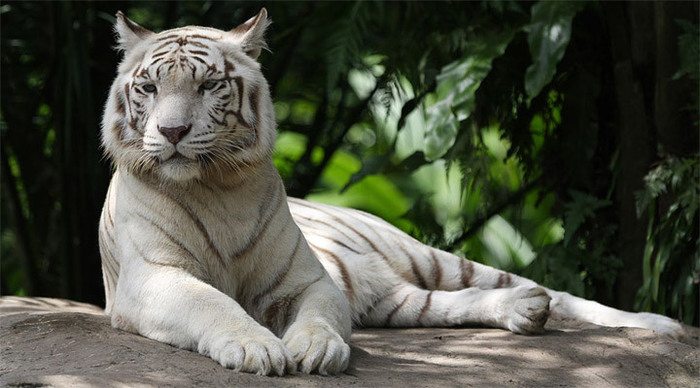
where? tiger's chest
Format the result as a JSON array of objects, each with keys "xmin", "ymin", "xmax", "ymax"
[{"xmin": 110, "ymin": 170, "xmax": 288, "ymax": 293}]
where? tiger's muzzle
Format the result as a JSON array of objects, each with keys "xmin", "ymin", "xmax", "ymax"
[{"xmin": 158, "ymin": 124, "xmax": 192, "ymax": 145}]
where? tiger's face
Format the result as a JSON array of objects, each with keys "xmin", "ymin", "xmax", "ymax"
[{"xmin": 102, "ymin": 10, "xmax": 275, "ymax": 182}]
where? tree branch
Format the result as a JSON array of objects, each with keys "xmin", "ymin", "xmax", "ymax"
[
  {"xmin": 291, "ymin": 76, "xmax": 384, "ymax": 197},
  {"xmin": 267, "ymin": 4, "xmax": 315, "ymax": 93}
]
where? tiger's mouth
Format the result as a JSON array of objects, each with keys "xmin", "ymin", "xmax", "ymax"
[
  {"xmin": 158, "ymin": 152, "xmax": 202, "ymax": 181},
  {"xmin": 168, "ymin": 153, "xmax": 191, "ymax": 162},
  {"xmin": 162, "ymin": 152, "xmax": 196, "ymax": 164}
]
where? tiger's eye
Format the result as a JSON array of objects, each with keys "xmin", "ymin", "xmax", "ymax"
[
  {"xmin": 201, "ymin": 80, "xmax": 218, "ymax": 90},
  {"xmin": 142, "ymin": 84, "xmax": 157, "ymax": 93}
]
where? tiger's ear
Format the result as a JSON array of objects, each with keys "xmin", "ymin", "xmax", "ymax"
[
  {"xmin": 114, "ymin": 11, "xmax": 154, "ymax": 52},
  {"xmin": 230, "ymin": 8, "xmax": 270, "ymax": 60}
]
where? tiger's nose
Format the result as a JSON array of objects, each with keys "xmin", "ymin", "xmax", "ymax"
[{"xmin": 158, "ymin": 124, "xmax": 192, "ymax": 145}]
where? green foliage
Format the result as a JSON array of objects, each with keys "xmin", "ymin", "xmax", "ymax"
[
  {"xmin": 423, "ymin": 31, "xmax": 516, "ymax": 160},
  {"xmin": 323, "ymin": 2, "xmax": 370, "ymax": 92},
  {"xmin": 524, "ymin": 1, "xmax": 585, "ymax": 99},
  {"xmin": 562, "ymin": 190, "xmax": 611, "ymax": 246},
  {"xmin": 635, "ymin": 156, "xmax": 699, "ymax": 323}
]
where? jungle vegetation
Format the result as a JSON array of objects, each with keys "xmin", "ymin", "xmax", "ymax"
[{"xmin": 1, "ymin": 1, "xmax": 698, "ymax": 325}]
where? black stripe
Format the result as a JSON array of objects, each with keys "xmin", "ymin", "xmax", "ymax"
[
  {"xmin": 189, "ymin": 42, "xmax": 209, "ymax": 49},
  {"xmin": 190, "ymin": 55, "xmax": 208, "ymax": 65},
  {"xmin": 126, "ymin": 179, "xmax": 227, "ymax": 269},
  {"xmin": 291, "ymin": 200, "xmax": 423, "ymax": 285},
  {"xmin": 98, "ymin": 232, "xmax": 118, "ymax": 283},
  {"xmin": 399, "ymin": 244, "xmax": 428, "ymax": 289},
  {"xmin": 251, "ymin": 233, "xmax": 304, "ymax": 306},
  {"xmin": 233, "ymin": 76, "xmax": 245, "ymax": 112},
  {"xmin": 185, "ymin": 188, "xmax": 238, "ymax": 229},
  {"xmin": 310, "ymin": 244, "xmax": 355, "ymax": 301},
  {"xmin": 248, "ymin": 83, "xmax": 260, "ymax": 137},
  {"xmin": 460, "ymin": 260, "xmax": 474, "ymax": 288},
  {"xmin": 151, "ymin": 50, "xmax": 169, "ymax": 59},
  {"xmin": 98, "ymin": 225, "xmax": 119, "ymax": 279},
  {"xmin": 230, "ymin": 181, "xmax": 285, "ymax": 260},
  {"xmin": 224, "ymin": 60, "xmax": 235, "ymax": 74},
  {"xmin": 289, "ymin": 200, "xmax": 392, "ymax": 263},
  {"xmin": 293, "ymin": 216, "xmax": 363, "ymax": 254},
  {"xmin": 156, "ymin": 189, "xmax": 226, "ymax": 268},
  {"xmin": 496, "ymin": 273, "xmax": 512, "ymax": 288},
  {"xmin": 156, "ymin": 34, "xmax": 180, "ymax": 41},
  {"xmin": 384, "ymin": 292, "xmax": 412, "ymax": 326},
  {"xmin": 123, "ymin": 84, "xmax": 134, "ymax": 128},
  {"xmin": 417, "ymin": 291, "xmax": 433, "ymax": 323},
  {"xmin": 132, "ymin": 210, "xmax": 203, "ymax": 268},
  {"xmin": 293, "ymin": 212, "xmax": 363, "ymax": 245},
  {"xmin": 126, "ymin": 231, "xmax": 189, "ymax": 272},
  {"xmin": 281, "ymin": 271, "xmax": 326, "ymax": 327},
  {"xmin": 152, "ymin": 40, "xmax": 175, "ymax": 52},
  {"xmin": 430, "ymin": 250, "xmax": 443, "ymax": 289},
  {"xmin": 188, "ymin": 34, "xmax": 216, "ymax": 41}
]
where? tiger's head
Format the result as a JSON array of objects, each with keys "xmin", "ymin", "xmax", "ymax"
[{"xmin": 102, "ymin": 9, "xmax": 275, "ymax": 183}]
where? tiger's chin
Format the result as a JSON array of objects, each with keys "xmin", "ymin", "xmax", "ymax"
[{"xmin": 158, "ymin": 156, "xmax": 202, "ymax": 182}]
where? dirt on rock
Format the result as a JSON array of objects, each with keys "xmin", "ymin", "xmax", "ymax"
[{"xmin": 1, "ymin": 296, "xmax": 698, "ymax": 387}]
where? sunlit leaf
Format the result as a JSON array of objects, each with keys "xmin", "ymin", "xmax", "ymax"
[
  {"xmin": 341, "ymin": 154, "xmax": 389, "ymax": 192},
  {"xmin": 422, "ymin": 31, "xmax": 518, "ymax": 160},
  {"xmin": 523, "ymin": 1, "xmax": 585, "ymax": 100},
  {"xmin": 309, "ymin": 150, "xmax": 410, "ymax": 228},
  {"xmin": 478, "ymin": 215, "xmax": 536, "ymax": 269}
]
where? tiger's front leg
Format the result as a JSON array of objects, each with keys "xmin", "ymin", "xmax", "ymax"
[
  {"xmin": 280, "ymin": 270, "xmax": 352, "ymax": 375},
  {"xmin": 111, "ymin": 258, "xmax": 295, "ymax": 376}
]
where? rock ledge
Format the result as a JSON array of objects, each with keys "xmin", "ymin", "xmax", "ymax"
[{"xmin": 1, "ymin": 297, "xmax": 697, "ymax": 387}]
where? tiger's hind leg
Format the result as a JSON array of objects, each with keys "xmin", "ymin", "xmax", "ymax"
[
  {"xmin": 408, "ymin": 247, "xmax": 685, "ymax": 338},
  {"xmin": 293, "ymin": 199, "xmax": 683, "ymax": 338},
  {"xmin": 359, "ymin": 282, "xmax": 551, "ymax": 335},
  {"xmin": 409, "ymin": 248, "xmax": 684, "ymax": 338},
  {"xmin": 309, "ymin": 247, "xmax": 549, "ymax": 334}
]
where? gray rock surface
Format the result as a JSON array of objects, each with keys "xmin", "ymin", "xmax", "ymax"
[{"xmin": 1, "ymin": 296, "xmax": 698, "ymax": 387}]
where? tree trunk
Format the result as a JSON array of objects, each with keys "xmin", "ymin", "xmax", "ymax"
[
  {"xmin": 653, "ymin": 2, "xmax": 698, "ymax": 156},
  {"xmin": 604, "ymin": 2, "xmax": 655, "ymax": 310}
]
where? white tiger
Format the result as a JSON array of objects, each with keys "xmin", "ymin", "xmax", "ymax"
[{"xmin": 99, "ymin": 8, "xmax": 684, "ymax": 377}]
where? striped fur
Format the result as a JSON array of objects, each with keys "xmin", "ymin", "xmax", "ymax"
[
  {"xmin": 99, "ymin": 9, "xmax": 684, "ymax": 378},
  {"xmin": 290, "ymin": 199, "xmax": 684, "ymax": 337}
]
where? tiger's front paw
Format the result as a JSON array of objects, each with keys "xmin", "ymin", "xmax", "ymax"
[
  {"xmin": 501, "ymin": 286, "xmax": 551, "ymax": 335},
  {"xmin": 283, "ymin": 321, "xmax": 350, "ymax": 375},
  {"xmin": 204, "ymin": 328, "xmax": 295, "ymax": 376}
]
